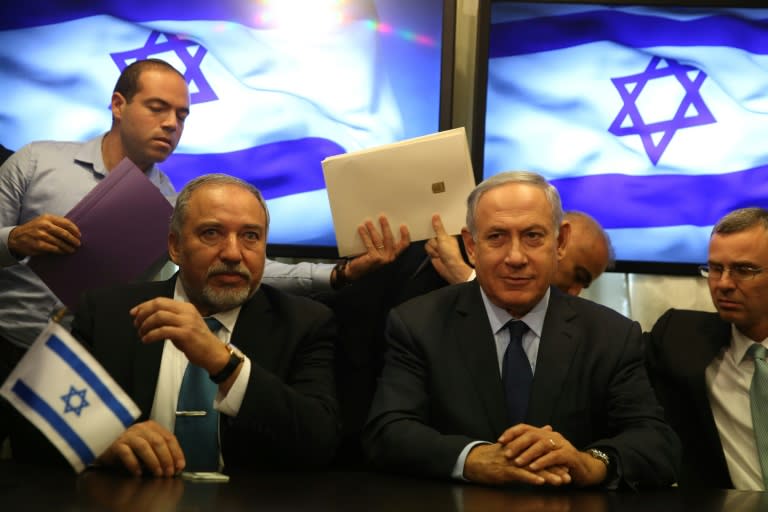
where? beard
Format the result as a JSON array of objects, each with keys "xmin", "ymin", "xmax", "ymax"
[{"xmin": 199, "ymin": 262, "xmax": 258, "ymax": 312}]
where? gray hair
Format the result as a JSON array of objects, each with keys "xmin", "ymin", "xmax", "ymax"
[
  {"xmin": 712, "ymin": 207, "xmax": 768, "ymax": 236},
  {"xmin": 170, "ymin": 174, "xmax": 270, "ymax": 237},
  {"xmin": 466, "ymin": 170, "xmax": 563, "ymax": 237}
]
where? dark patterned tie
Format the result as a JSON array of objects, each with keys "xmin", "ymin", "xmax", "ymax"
[
  {"xmin": 174, "ymin": 317, "xmax": 221, "ymax": 471},
  {"xmin": 502, "ymin": 320, "xmax": 531, "ymax": 425},
  {"xmin": 748, "ymin": 343, "xmax": 768, "ymax": 489}
]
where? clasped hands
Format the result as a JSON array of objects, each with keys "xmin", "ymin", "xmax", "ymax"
[{"xmin": 464, "ymin": 424, "xmax": 608, "ymax": 487}]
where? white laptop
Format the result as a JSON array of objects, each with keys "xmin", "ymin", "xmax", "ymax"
[{"xmin": 322, "ymin": 127, "xmax": 476, "ymax": 257}]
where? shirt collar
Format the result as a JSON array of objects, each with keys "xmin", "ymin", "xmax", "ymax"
[
  {"xmin": 172, "ymin": 278, "xmax": 241, "ymax": 335},
  {"xmin": 73, "ymin": 134, "xmax": 109, "ymax": 177},
  {"xmin": 479, "ymin": 286, "xmax": 550, "ymax": 339},
  {"xmin": 731, "ymin": 325, "xmax": 768, "ymax": 364},
  {"xmin": 73, "ymin": 133, "xmax": 162, "ymax": 180}
]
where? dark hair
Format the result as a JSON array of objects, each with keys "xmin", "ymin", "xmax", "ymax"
[
  {"xmin": 113, "ymin": 59, "xmax": 185, "ymax": 103},
  {"xmin": 712, "ymin": 207, "xmax": 768, "ymax": 236},
  {"xmin": 170, "ymin": 174, "xmax": 270, "ymax": 237}
]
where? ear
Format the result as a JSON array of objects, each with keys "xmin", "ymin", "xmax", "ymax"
[
  {"xmin": 461, "ymin": 227, "xmax": 476, "ymax": 266},
  {"xmin": 111, "ymin": 92, "xmax": 126, "ymax": 122},
  {"xmin": 557, "ymin": 220, "xmax": 571, "ymax": 262},
  {"xmin": 168, "ymin": 232, "xmax": 181, "ymax": 265}
]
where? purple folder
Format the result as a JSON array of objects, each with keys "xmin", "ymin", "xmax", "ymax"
[{"xmin": 28, "ymin": 158, "xmax": 174, "ymax": 310}]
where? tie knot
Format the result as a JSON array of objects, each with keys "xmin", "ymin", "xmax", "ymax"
[
  {"xmin": 507, "ymin": 320, "xmax": 529, "ymax": 342},
  {"xmin": 204, "ymin": 317, "xmax": 223, "ymax": 333},
  {"xmin": 749, "ymin": 343, "xmax": 768, "ymax": 361}
]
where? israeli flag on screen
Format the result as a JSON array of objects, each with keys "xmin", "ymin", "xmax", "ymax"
[
  {"xmin": 1, "ymin": 321, "xmax": 140, "ymax": 473},
  {"xmin": 485, "ymin": 4, "xmax": 768, "ymax": 263},
  {"xmin": 0, "ymin": 0, "xmax": 403, "ymax": 246}
]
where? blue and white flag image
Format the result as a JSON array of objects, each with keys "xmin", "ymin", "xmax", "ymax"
[
  {"xmin": 1, "ymin": 321, "xmax": 140, "ymax": 473},
  {"xmin": 0, "ymin": 0, "xmax": 444, "ymax": 247},
  {"xmin": 485, "ymin": 4, "xmax": 768, "ymax": 263}
]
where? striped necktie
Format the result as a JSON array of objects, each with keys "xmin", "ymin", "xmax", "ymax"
[
  {"xmin": 748, "ymin": 343, "xmax": 768, "ymax": 489},
  {"xmin": 174, "ymin": 317, "xmax": 222, "ymax": 472}
]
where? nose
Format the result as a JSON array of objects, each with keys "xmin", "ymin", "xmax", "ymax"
[
  {"xmin": 714, "ymin": 271, "xmax": 737, "ymax": 289},
  {"xmin": 219, "ymin": 234, "xmax": 243, "ymax": 262},
  {"xmin": 161, "ymin": 111, "xmax": 179, "ymax": 132},
  {"xmin": 505, "ymin": 239, "xmax": 527, "ymax": 267}
]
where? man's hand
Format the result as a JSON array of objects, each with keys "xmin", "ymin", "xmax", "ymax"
[
  {"xmin": 498, "ymin": 424, "xmax": 608, "ymax": 487},
  {"xmin": 130, "ymin": 298, "xmax": 230, "ymax": 376},
  {"xmin": 425, "ymin": 214, "xmax": 473, "ymax": 284},
  {"xmin": 97, "ymin": 420, "xmax": 185, "ymax": 477},
  {"xmin": 345, "ymin": 215, "xmax": 410, "ymax": 281},
  {"xmin": 7, "ymin": 214, "xmax": 80, "ymax": 257},
  {"xmin": 463, "ymin": 443, "xmax": 571, "ymax": 486}
]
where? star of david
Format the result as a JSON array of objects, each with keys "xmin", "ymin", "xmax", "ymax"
[
  {"xmin": 61, "ymin": 385, "xmax": 90, "ymax": 417},
  {"xmin": 608, "ymin": 56, "xmax": 716, "ymax": 165},
  {"xmin": 110, "ymin": 30, "xmax": 218, "ymax": 104}
]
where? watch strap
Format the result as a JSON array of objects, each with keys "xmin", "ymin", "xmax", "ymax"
[{"xmin": 209, "ymin": 346, "xmax": 244, "ymax": 384}]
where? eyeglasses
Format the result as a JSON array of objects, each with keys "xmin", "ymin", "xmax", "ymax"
[{"xmin": 698, "ymin": 264, "xmax": 764, "ymax": 282}]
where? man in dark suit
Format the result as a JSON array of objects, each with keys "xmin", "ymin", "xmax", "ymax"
[
  {"xmin": 646, "ymin": 207, "xmax": 768, "ymax": 490},
  {"xmin": 362, "ymin": 171, "xmax": 679, "ymax": 489},
  {"xmin": 11, "ymin": 173, "xmax": 339, "ymax": 475}
]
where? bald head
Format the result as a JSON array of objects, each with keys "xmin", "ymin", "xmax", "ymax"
[{"xmin": 553, "ymin": 211, "xmax": 612, "ymax": 296}]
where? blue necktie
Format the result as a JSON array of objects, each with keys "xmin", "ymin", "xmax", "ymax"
[
  {"xmin": 174, "ymin": 317, "xmax": 221, "ymax": 472},
  {"xmin": 748, "ymin": 344, "xmax": 768, "ymax": 489},
  {"xmin": 502, "ymin": 320, "xmax": 531, "ymax": 425}
]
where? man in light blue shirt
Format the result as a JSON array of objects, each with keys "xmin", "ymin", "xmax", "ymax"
[{"xmin": 0, "ymin": 59, "xmax": 188, "ymax": 376}]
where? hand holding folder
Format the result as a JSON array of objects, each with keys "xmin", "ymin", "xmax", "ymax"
[{"xmin": 28, "ymin": 158, "xmax": 174, "ymax": 310}]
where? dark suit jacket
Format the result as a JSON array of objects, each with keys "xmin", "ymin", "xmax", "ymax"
[
  {"xmin": 362, "ymin": 281, "xmax": 680, "ymax": 489},
  {"xmin": 644, "ymin": 308, "xmax": 734, "ymax": 488},
  {"xmin": 12, "ymin": 277, "xmax": 340, "ymax": 470},
  {"xmin": 319, "ymin": 241, "xmax": 455, "ymax": 467}
]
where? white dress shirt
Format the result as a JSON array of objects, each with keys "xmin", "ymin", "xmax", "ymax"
[
  {"xmin": 705, "ymin": 325, "xmax": 767, "ymax": 490},
  {"xmin": 149, "ymin": 279, "xmax": 252, "ymax": 433}
]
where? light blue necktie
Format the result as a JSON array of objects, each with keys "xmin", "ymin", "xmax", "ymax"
[
  {"xmin": 748, "ymin": 343, "xmax": 768, "ymax": 489},
  {"xmin": 502, "ymin": 320, "xmax": 531, "ymax": 425},
  {"xmin": 174, "ymin": 317, "xmax": 221, "ymax": 472}
]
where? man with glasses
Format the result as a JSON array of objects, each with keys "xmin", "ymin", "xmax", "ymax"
[{"xmin": 646, "ymin": 207, "xmax": 768, "ymax": 490}]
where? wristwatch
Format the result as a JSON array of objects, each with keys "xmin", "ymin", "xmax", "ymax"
[
  {"xmin": 209, "ymin": 344, "xmax": 245, "ymax": 384},
  {"xmin": 586, "ymin": 448, "xmax": 611, "ymax": 468}
]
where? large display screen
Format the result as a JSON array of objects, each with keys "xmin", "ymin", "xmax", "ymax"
[
  {"xmin": 0, "ymin": 0, "xmax": 452, "ymax": 257},
  {"xmin": 480, "ymin": 1, "xmax": 768, "ymax": 272}
]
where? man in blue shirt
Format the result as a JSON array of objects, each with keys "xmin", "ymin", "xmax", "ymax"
[{"xmin": 0, "ymin": 58, "xmax": 188, "ymax": 381}]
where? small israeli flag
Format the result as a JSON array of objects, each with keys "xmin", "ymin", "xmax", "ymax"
[{"xmin": 1, "ymin": 321, "xmax": 140, "ymax": 473}]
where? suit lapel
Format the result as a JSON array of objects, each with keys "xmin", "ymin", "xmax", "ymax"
[
  {"xmin": 229, "ymin": 288, "xmax": 277, "ymax": 369},
  {"xmin": 526, "ymin": 289, "xmax": 580, "ymax": 426},
  {"xmin": 687, "ymin": 315, "xmax": 731, "ymax": 465},
  {"xmin": 455, "ymin": 282, "xmax": 509, "ymax": 435},
  {"xmin": 133, "ymin": 278, "xmax": 176, "ymax": 418}
]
